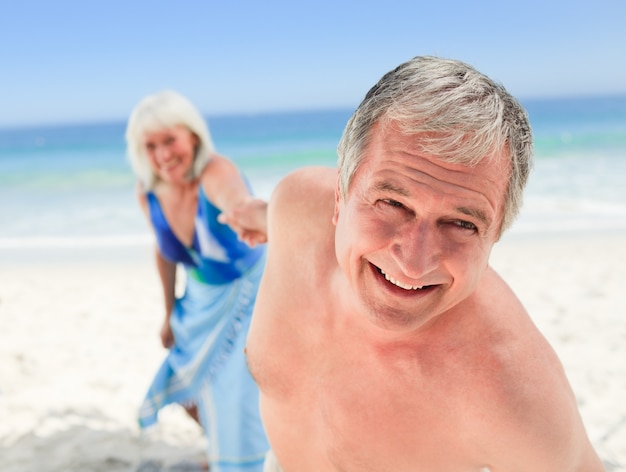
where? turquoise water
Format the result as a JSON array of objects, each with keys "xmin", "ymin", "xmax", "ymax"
[
  {"xmin": 520, "ymin": 96, "xmax": 626, "ymax": 233},
  {"xmin": 1, "ymin": 97, "xmax": 625, "ymax": 248}
]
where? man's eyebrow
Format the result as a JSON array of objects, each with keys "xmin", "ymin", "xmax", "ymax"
[
  {"xmin": 374, "ymin": 181, "xmax": 492, "ymax": 225},
  {"xmin": 456, "ymin": 206, "xmax": 490, "ymax": 226},
  {"xmin": 374, "ymin": 181, "xmax": 410, "ymax": 197}
]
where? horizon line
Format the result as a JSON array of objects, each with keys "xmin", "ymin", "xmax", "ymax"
[{"xmin": 2, "ymin": 92, "xmax": 626, "ymax": 132}]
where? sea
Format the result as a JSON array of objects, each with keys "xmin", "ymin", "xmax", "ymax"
[{"xmin": 1, "ymin": 96, "xmax": 625, "ymax": 256}]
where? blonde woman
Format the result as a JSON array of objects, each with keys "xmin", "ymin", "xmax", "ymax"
[{"xmin": 126, "ymin": 90, "xmax": 268, "ymax": 471}]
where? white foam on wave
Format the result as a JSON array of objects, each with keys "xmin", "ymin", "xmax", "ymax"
[{"xmin": 0, "ymin": 233, "xmax": 154, "ymax": 249}]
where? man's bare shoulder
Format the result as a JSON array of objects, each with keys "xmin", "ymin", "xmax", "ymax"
[
  {"xmin": 268, "ymin": 166, "xmax": 337, "ymax": 237},
  {"xmin": 470, "ymin": 268, "xmax": 604, "ymax": 470},
  {"xmin": 476, "ymin": 268, "xmax": 572, "ymax": 406},
  {"xmin": 271, "ymin": 166, "xmax": 336, "ymax": 208}
]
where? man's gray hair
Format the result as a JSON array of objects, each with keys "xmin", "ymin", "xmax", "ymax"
[{"xmin": 337, "ymin": 56, "xmax": 533, "ymax": 234}]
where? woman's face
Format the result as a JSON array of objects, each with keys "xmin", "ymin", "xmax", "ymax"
[{"xmin": 142, "ymin": 125, "xmax": 199, "ymax": 184}]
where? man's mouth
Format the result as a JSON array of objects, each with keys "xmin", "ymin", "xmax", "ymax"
[{"xmin": 375, "ymin": 266, "xmax": 429, "ymax": 291}]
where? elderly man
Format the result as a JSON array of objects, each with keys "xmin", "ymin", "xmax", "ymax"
[{"xmin": 223, "ymin": 56, "xmax": 604, "ymax": 471}]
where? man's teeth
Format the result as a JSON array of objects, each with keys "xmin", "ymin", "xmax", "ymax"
[{"xmin": 381, "ymin": 270, "xmax": 423, "ymax": 291}]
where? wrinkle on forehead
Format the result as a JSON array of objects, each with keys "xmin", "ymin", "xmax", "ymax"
[
  {"xmin": 359, "ymin": 128, "xmax": 509, "ymax": 233},
  {"xmin": 378, "ymin": 119, "xmax": 506, "ymax": 169},
  {"xmin": 375, "ymin": 121, "xmax": 510, "ymax": 178},
  {"xmin": 372, "ymin": 174, "xmax": 494, "ymax": 229},
  {"xmin": 374, "ymin": 125, "xmax": 510, "ymax": 202}
]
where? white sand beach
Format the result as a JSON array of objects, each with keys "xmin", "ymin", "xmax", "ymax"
[{"xmin": 1, "ymin": 231, "xmax": 625, "ymax": 471}]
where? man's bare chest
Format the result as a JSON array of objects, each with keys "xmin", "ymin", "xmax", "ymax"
[
  {"xmin": 316, "ymin": 353, "xmax": 485, "ymax": 465},
  {"xmin": 259, "ymin": 331, "xmax": 496, "ymax": 471}
]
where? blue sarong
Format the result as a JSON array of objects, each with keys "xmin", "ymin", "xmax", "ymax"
[{"xmin": 139, "ymin": 252, "xmax": 269, "ymax": 471}]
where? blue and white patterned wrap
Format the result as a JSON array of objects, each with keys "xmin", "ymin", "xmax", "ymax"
[{"xmin": 140, "ymin": 185, "xmax": 269, "ymax": 471}]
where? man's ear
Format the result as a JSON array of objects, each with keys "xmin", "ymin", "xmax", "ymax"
[{"xmin": 332, "ymin": 172, "xmax": 341, "ymax": 225}]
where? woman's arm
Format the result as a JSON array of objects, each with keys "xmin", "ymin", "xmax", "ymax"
[
  {"xmin": 201, "ymin": 154, "xmax": 268, "ymax": 246},
  {"xmin": 136, "ymin": 183, "xmax": 177, "ymax": 348},
  {"xmin": 155, "ymin": 249, "xmax": 177, "ymax": 348}
]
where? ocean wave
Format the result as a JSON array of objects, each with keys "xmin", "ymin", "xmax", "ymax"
[{"xmin": 0, "ymin": 234, "xmax": 154, "ymax": 249}]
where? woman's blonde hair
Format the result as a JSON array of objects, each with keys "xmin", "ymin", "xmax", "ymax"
[{"xmin": 125, "ymin": 90, "xmax": 215, "ymax": 190}]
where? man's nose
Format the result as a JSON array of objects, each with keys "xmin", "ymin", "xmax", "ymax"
[{"xmin": 390, "ymin": 222, "xmax": 440, "ymax": 279}]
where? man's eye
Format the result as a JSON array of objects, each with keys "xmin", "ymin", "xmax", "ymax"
[
  {"xmin": 382, "ymin": 199, "xmax": 404, "ymax": 208},
  {"xmin": 454, "ymin": 220, "xmax": 477, "ymax": 231}
]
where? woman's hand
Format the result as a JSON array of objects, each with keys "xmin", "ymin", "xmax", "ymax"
[
  {"xmin": 160, "ymin": 319, "xmax": 175, "ymax": 349},
  {"xmin": 218, "ymin": 197, "xmax": 268, "ymax": 247}
]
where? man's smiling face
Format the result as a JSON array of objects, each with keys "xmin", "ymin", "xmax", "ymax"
[{"xmin": 333, "ymin": 122, "xmax": 510, "ymax": 332}]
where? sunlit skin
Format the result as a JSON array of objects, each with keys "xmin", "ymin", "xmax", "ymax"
[
  {"xmin": 239, "ymin": 121, "xmax": 604, "ymax": 471},
  {"xmin": 332, "ymin": 123, "xmax": 508, "ymax": 333},
  {"xmin": 141, "ymin": 125, "xmax": 268, "ymax": 249},
  {"xmin": 143, "ymin": 125, "xmax": 198, "ymax": 185},
  {"xmin": 139, "ymin": 124, "xmax": 261, "ymax": 346},
  {"xmin": 136, "ymin": 124, "xmax": 263, "ymax": 431}
]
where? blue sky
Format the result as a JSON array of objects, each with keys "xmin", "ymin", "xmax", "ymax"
[{"xmin": 1, "ymin": 0, "xmax": 625, "ymax": 128}]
